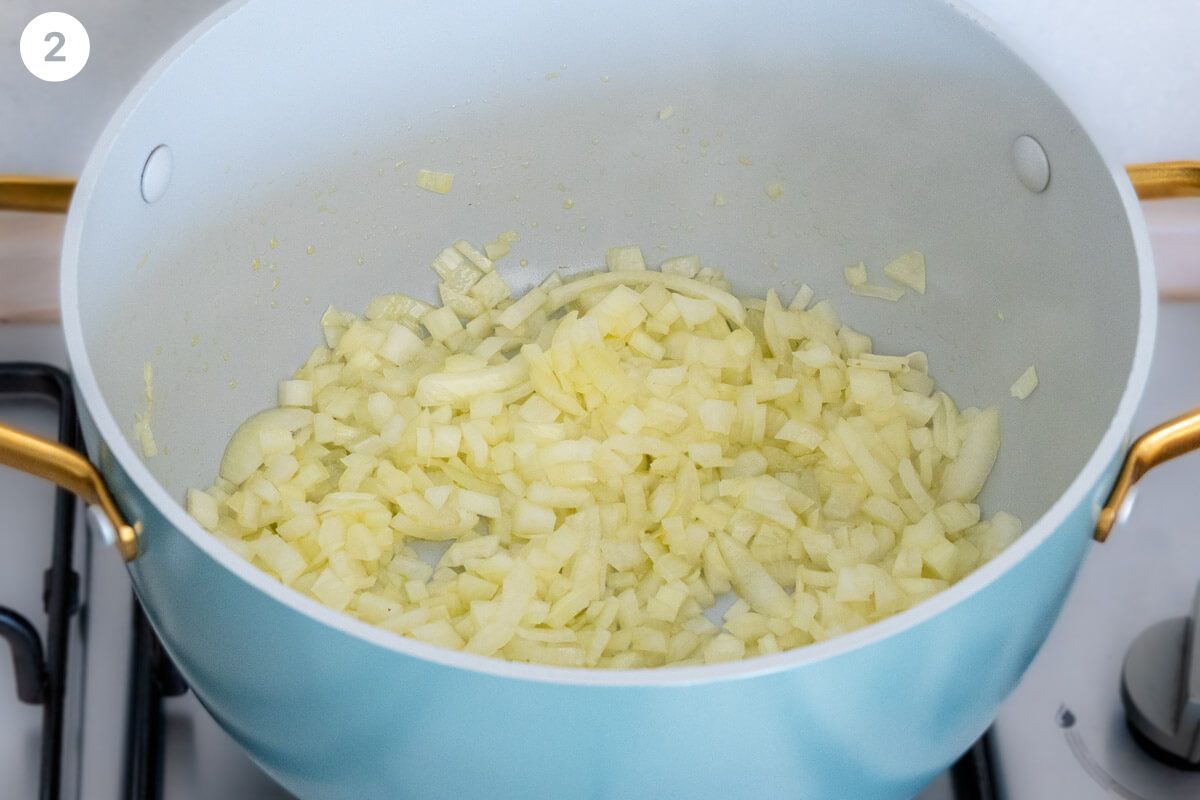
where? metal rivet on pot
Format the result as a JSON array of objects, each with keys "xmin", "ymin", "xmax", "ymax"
[
  {"xmin": 1012, "ymin": 135, "xmax": 1050, "ymax": 193},
  {"xmin": 140, "ymin": 144, "xmax": 172, "ymax": 203}
]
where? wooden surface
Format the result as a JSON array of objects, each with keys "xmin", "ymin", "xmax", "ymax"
[
  {"xmin": 1142, "ymin": 197, "xmax": 1200, "ymax": 301},
  {"xmin": 0, "ymin": 212, "xmax": 66, "ymax": 323}
]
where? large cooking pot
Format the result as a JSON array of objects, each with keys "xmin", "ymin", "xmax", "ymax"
[{"xmin": 3, "ymin": 1, "xmax": 1200, "ymax": 797}]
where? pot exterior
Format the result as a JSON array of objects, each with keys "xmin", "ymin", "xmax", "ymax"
[{"xmin": 83, "ymin": 406, "xmax": 1116, "ymax": 800}]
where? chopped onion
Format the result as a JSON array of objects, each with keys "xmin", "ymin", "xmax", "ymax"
[
  {"xmin": 193, "ymin": 241, "xmax": 1018, "ymax": 669},
  {"xmin": 605, "ymin": 245, "xmax": 646, "ymax": 272},
  {"xmin": 415, "ymin": 169, "xmax": 454, "ymax": 194},
  {"xmin": 789, "ymin": 284, "xmax": 814, "ymax": 311},
  {"xmin": 850, "ymin": 282, "xmax": 905, "ymax": 302},
  {"xmin": 1010, "ymin": 365, "xmax": 1038, "ymax": 400},
  {"xmin": 484, "ymin": 240, "xmax": 510, "ymax": 261},
  {"xmin": 883, "ymin": 251, "xmax": 926, "ymax": 294},
  {"xmin": 134, "ymin": 361, "xmax": 157, "ymax": 458},
  {"xmin": 843, "ymin": 263, "xmax": 868, "ymax": 287},
  {"xmin": 279, "ymin": 379, "xmax": 313, "ymax": 408},
  {"xmin": 939, "ymin": 409, "xmax": 1001, "ymax": 502},
  {"xmin": 218, "ymin": 408, "xmax": 313, "ymax": 484}
]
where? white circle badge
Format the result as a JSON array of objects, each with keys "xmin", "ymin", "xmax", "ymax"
[{"xmin": 21, "ymin": 12, "xmax": 90, "ymax": 82}]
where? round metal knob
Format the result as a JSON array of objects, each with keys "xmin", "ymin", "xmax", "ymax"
[{"xmin": 1120, "ymin": 585, "xmax": 1200, "ymax": 769}]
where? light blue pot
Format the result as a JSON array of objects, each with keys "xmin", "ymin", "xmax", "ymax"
[
  {"xmin": 98, "ymin": 431, "xmax": 1116, "ymax": 800},
  {"xmin": 52, "ymin": 0, "xmax": 1166, "ymax": 798}
]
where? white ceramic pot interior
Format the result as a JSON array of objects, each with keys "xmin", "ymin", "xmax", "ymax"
[{"xmin": 68, "ymin": 0, "xmax": 1141, "ymax": 653}]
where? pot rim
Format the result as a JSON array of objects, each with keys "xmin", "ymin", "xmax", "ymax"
[{"xmin": 59, "ymin": 0, "xmax": 1158, "ymax": 688}]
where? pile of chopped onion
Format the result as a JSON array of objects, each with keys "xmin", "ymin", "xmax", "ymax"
[{"xmin": 188, "ymin": 242, "xmax": 1021, "ymax": 668}]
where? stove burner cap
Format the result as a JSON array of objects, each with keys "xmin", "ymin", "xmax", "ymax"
[{"xmin": 1120, "ymin": 585, "xmax": 1200, "ymax": 770}]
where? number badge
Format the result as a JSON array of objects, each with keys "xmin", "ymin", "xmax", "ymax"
[{"xmin": 20, "ymin": 12, "xmax": 90, "ymax": 82}]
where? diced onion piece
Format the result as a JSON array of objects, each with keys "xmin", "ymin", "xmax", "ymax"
[
  {"xmin": 672, "ymin": 294, "xmax": 717, "ymax": 327},
  {"xmin": 775, "ymin": 419, "xmax": 822, "ymax": 449},
  {"xmin": 850, "ymin": 283, "xmax": 905, "ymax": 301},
  {"xmin": 134, "ymin": 361, "xmax": 157, "ymax": 458},
  {"xmin": 606, "ymin": 245, "xmax": 647, "ymax": 272},
  {"xmin": 849, "ymin": 353, "xmax": 908, "ymax": 373},
  {"xmin": 459, "ymin": 489, "xmax": 502, "ymax": 519},
  {"xmin": 970, "ymin": 511, "xmax": 1023, "ymax": 559},
  {"xmin": 789, "ymin": 284, "xmax": 814, "ymax": 311},
  {"xmin": 453, "ymin": 240, "xmax": 494, "ymax": 272},
  {"xmin": 415, "ymin": 358, "xmax": 529, "ymax": 407},
  {"xmin": 219, "ymin": 408, "xmax": 313, "ymax": 485},
  {"xmin": 660, "ymin": 255, "xmax": 700, "ymax": 278},
  {"xmin": 380, "ymin": 324, "xmax": 425, "ymax": 365},
  {"xmin": 432, "ymin": 246, "xmax": 480, "ymax": 284},
  {"xmin": 1010, "ymin": 365, "xmax": 1038, "ymax": 400},
  {"xmin": 833, "ymin": 420, "xmax": 898, "ymax": 501},
  {"xmin": 278, "ymin": 379, "xmax": 313, "ymax": 408},
  {"xmin": 513, "ymin": 499, "xmax": 557, "ymax": 536},
  {"xmin": 187, "ymin": 489, "xmax": 219, "ymax": 531},
  {"xmin": 704, "ymin": 633, "xmax": 746, "ymax": 664},
  {"xmin": 134, "ymin": 415, "xmax": 157, "ymax": 458},
  {"xmin": 470, "ymin": 271, "xmax": 512, "ymax": 309},
  {"xmin": 496, "ymin": 287, "xmax": 548, "ymax": 330},
  {"xmin": 883, "ymin": 251, "xmax": 926, "ymax": 294},
  {"xmin": 422, "ymin": 306, "xmax": 464, "ymax": 341},
  {"xmin": 320, "ymin": 306, "xmax": 354, "ymax": 347},
  {"xmin": 717, "ymin": 534, "xmax": 792, "ymax": 619},
  {"xmin": 257, "ymin": 532, "xmax": 307, "ymax": 583},
  {"xmin": 486, "ymin": 231, "xmax": 518, "ymax": 260},
  {"xmin": 843, "ymin": 263, "xmax": 868, "ymax": 287},
  {"xmin": 416, "ymin": 169, "xmax": 454, "ymax": 194},
  {"xmin": 485, "ymin": 240, "xmax": 510, "ymax": 261},
  {"xmin": 699, "ymin": 399, "xmax": 737, "ymax": 435},
  {"xmin": 939, "ymin": 408, "xmax": 1001, "ymax": 502}
]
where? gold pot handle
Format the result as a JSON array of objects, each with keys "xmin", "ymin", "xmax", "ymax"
[
  {"xmin": 1126, "ymin": 161, "xmax": 1200, "ymax": 199},
  {"xmin": 0, "ymin": 176, "xmax": 75, "ymax": 213},
  {"xmin": 1095, "ymin": 160, "xmax": 1200, "ymax": 541},
  {"xmin": 1095, "ymin": 409, "xmax": 1200, "ymax": 542},
  {"xmin": 0, "ymin": 423, "xmax": 138, "ymax": 560}
]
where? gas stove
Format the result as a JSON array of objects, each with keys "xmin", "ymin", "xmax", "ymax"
[
  {"xmin": 988, "ymin": 302, "xmax": 1200, "ymax": 799},
  {"xmin": 1, "ymin": 307, "xmax": 1197, "ymax": 799}
]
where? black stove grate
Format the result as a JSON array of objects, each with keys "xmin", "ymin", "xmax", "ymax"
[
  {"xmin": 0, "ymin": 360, "xmax": 998, "ymax": 800},
  {"xmin": 952, "ymin": 732, "xmax": 998, "ymax": 800},
  {"xmin": 125, "ymin": 600, "xmax": 188, "ymax": 800},
  {"xmin": 0, "ymin": 362, "xmax": 83, "ymax": 800}
]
